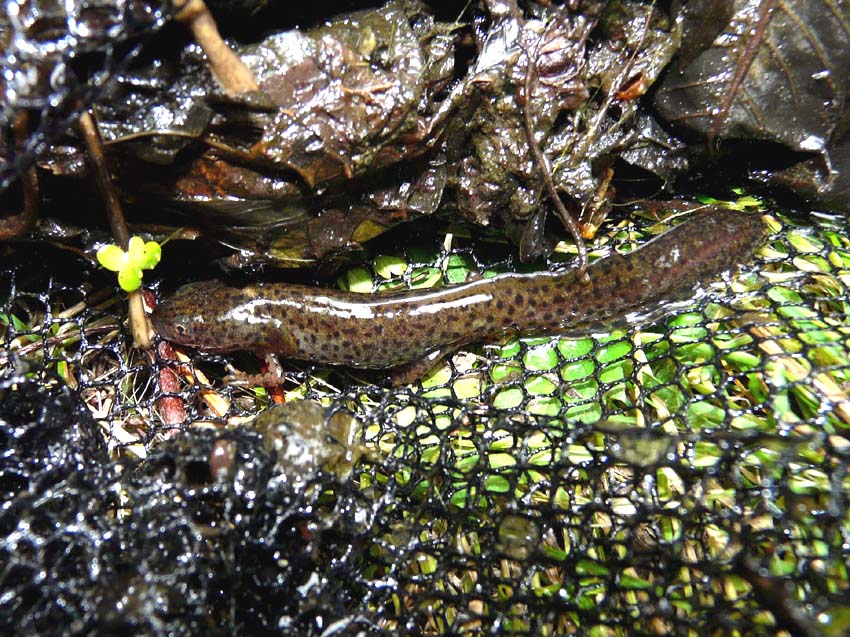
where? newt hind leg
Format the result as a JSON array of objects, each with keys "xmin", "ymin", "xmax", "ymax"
[{"xmin": 388, "ymin": 338, "xmax": 477, "ymax": 387}]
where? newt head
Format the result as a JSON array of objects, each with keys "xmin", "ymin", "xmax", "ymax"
[
  {"xmin": 152, "ymin": 280, "xmax": 245, "ymax": 351},
  {"xmin": 152, "ymin": 280, "xmax": 299, "ymax": 355}
]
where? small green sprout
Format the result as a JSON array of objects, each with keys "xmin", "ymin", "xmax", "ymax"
[{"xmin": 97, "ymin": 236, "xmax": 161, "ymax": 292}]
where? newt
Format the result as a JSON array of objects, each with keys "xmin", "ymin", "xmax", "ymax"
[{"xmin": 152, "ymin": 207, "xmax": 764, "ymax": 382}]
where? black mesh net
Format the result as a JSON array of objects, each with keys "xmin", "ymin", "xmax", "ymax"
[
  {"xmin": 0, "ymin": 0, "xmax": 170, "ymax": 191},
  {"xmin": 1, "ymin": 204, "xmax": 849, "ymax": 636},
  {"xmin": 2, "ymin": 0, "xmax": 850, "ymax": 635}
]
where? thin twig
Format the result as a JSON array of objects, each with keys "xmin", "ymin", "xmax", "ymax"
[
  {"xmin": 11, "ymin": 324, "xmax": 120, "ymax": 357},
  {"xmin": 78, "ymin": 110, "xmax": 151, "ymax": 349},
  {"xmin": 174, "ymin": 0, "xmax": 260, "ymax": 97},
  {"xmin": 522, "ymin": 42, "xmax": 589, "ymax": 279}
]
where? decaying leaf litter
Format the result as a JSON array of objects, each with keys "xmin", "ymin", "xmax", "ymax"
[{"xmin": 11, "ymin": 0, "xmax": 849, "ymax": 270}]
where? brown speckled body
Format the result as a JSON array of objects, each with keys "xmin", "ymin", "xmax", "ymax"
[{"xmin": 152, "ymin": 209, "xmax": 764, "ymax": 371}]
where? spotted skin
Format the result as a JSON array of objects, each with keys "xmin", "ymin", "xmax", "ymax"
[{"xmin": 152, "ymin": 209, "xmax": 764, "ymax": 372}]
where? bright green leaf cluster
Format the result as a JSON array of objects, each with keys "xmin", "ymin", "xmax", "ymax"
[
  {"xmin": 97, "ymin": 236, "xmax": 162, "ymax": 292},
  {"xmin": 695, "ymin": 192, "xmax": 763, "ymax": 211}
]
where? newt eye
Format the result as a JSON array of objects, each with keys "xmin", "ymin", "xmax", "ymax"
[{"xmin": 175, "ymin": 324, "xmax": 187, "ymax": 336}]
